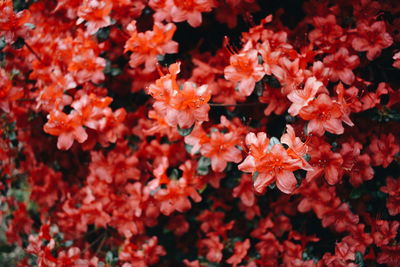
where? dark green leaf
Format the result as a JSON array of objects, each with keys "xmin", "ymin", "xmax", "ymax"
[{"xmin": 177, "ymin": 124, "xmax": 195, "ymax": 136}]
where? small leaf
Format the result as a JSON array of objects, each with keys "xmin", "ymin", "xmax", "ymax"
[
  {"xmin": 96, "ymin": 27, "xmax": 110, "ymax": 43},
  {"xmin": 0, "ymin": 37, "xmax": 6, "ymax": 50},
  {"xmin": 110, "ymin": 67, "xmax": 122, "ymax": 76},
  {"xmin": 267, "ymin": 137, "xmax": 280, "ymax": 151},
  {"xmin": 24, "ymin": 23, "xmax": 36, "ymax": 30},
  {"xmin": 252, "ymin": 171, "xmax": 259, "ymax": 182},
  {"xmin": 11, "ymin": 38, "xmax": 25, "ymax": 49},
  {"xmin": 106, "ymin": 251, "xmax": 114, "ymax": 264},
  {"xmin": 197, "ymin": 156, "xmax": 211, "ymax": 175},
  {"xmin": 355, "ymin": 251, "xmax": 364, "ymax": 267},
  {"xmin": 177, "ymin": 124, "xmax": 194, "ymax": 136}
]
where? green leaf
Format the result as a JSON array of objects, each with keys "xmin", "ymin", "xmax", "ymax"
[
  {"xmin": 0, "ymin": 37, "xmax": 6, "ymax": 50},
  {"xmin": 96, "ymin": 27, "xmax": 110, "ymax": 43},
  {"xmin": 105, "ymin": 251, "xmax": 114, "ymax": 264},
  {"xmin": 197, "ymin": 156, "xmax": 211, "ymax": 175},
  {"xmin": 11, "ymin": 38, "xmax": 25, "ymax": 49},
  {"xmin": 355, "ymin": 251, "xmax": 364, "ymax": 267},
  {"xmin": 177, "ymin": 124, "xmax": 194, "ymax": 136},
  {"xmin": 24, "ymin": 23, "xmax": 36, "ymax": 30},
  {"xmin": 110, "ymin": 67, "xmax": 122, "ymax": 76},
  {"xmin": 252, "ymin": 171, "xmax": 259, "ymax": 182}
]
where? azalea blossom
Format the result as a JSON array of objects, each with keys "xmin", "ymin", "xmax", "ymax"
[
  {"xmin": 224, "ymin": 42, "xmax": 265, "ymax": 96},
  {"xmin": 323, "ymin": 48, "xmax": 359, "ymax": 85},
  {"xmin": 351, "ymin": 21, "xmax": 393, "ymax": 61},
  {"xmin": 200, "ymin": 131, "xmax": 242, "ymax": 172},
  {"xmin": 239, "ymin": 132, "xmax": 304, "ymax": 194},
  {"xmin": 287, "ymin": 76, "xmax": 324, "ymax": 116}
]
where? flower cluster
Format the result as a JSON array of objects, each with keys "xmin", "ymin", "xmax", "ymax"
[{"xmin": 0, "ymin": 0, "xmax": 399, "ymax": 266}]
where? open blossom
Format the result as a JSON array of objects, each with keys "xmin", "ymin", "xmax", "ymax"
[
  {"xmin": 280, "ymin": 125, "xmax": 313, "ymax": 171},
  {"xmin": 200, "ymin": 131, "xmax": 242, "ymax": 172},
  {"xmin": 224, "ymin": 42, "xmax": 265, "ymax": 96},
  {"xmin": 77, "ymin": 0, "xmax": 113, "ymax": 35},
  {"xmin": 0, "ymin": 0, "xmax": 30, "ymax": 42},
  {"xmin": 226, "ymin": 239, "xmax": 250, "ymax": 266},
  {"xmin": 43, "ymin": 110, "xmax": 88, "ymax": 150},
  {"xmin": 287, "ymin": 76, "xmax": 324, "ymax": 116},
  {"xmin": 239, "ymin": 132, "xmax": 304, "ymax": 194},
  {"xmin": 149, "ymin": 62, "xmax": 211, "ymax": 128},
  {"xmin": 300, "ymin": 93, "xmax": 345, "ymax": 136},
  {"xmin": 323, "ymin": 48, "xmax": 359, "ymax": 85},
  {"xmin": 340, "ymin": 141, "xmax": 374, "ymax": 187},
  {"xmin": 150, "ymin": 0, "xmax": 216, "ymax": 27},
  {"xmin": 351, "ymin": 21, "xmax": 393, "ymax": 61},
  {"xmin": 369, "ymin": 133, "xmax": 399, "ymax": 168},
  {"xmin": 306, "ymin": 142, "xmax": 343, "ymax": 185},
  {"xmin": 381, "ymin": 177, "xmax": 400, "ymax": 216},
  {"xmin": 309, "ymin": 15, "xmax": 343, "ymax": 46},
  {"xmin": 124, "ymin": 21, "xmax": 178, "ymax": 72}
]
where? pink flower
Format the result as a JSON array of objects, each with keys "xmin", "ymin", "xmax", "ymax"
[
  {"xmin": 323, "ymin": 48, "xmax": 359, "ymax": 85},
  {"xmin": 352, "ymin": 21, "xmax": 393, "ymax": 61},
  {"xmin": 201, "ymin": 131, "xmax": 242, "ymax": 172},
  {"xmin": 287, "ymin": 76, "xmax": 324, "ymax": 116},
  {"xmin": 224, "ymin": 42, "xmax": 265, "ymax": 96},
  {"xmin": 299, "ymin": 94, "xmax": 344, "ymax": 136}
]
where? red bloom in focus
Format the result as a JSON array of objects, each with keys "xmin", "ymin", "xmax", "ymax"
[
  {"xmin": 201, "ymin": 131, "xmax": 242, "ymax": 172},
  {"xmin": 287, "ymin": 76, "xmax": 324, "ymax": 116},
  {"xmin": 300, "ymin": 94, "xmax": 345, "ymax": 136},
  {"xmin": 43, "ymin": 110, "xmax": 88, "ymax": 150},
  {"xmin": 149, "ymin": 62, "xmax": 211, "ymax": 128},
  {"xmin": 124, "ymin": 21, "xmax": 178, "ymax": 73},
  {"xmin": 239, "ymin": 132, "xmax": 304, "ymax": 194},
  {"xmin": 224, "ymin": 42, "xmax": 265, "ymax": 96}
]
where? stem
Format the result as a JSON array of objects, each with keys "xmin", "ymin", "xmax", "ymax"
[{"xmin": 24, "ymin": 41, "xmax": 44, "ymax": 63}]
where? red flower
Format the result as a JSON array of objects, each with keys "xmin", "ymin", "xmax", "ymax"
[
  {"xmin": 226, "ymin": 239, "xmax": 250, "ymax": 266},
  {"xmin": 198, "ymin": 233, "xmax": 224, "ymax": 263},
  {"xmin": 201, "ymin": 131, "xmax": 242, "ymax": 172},
  {"xmin": 287, "ymin": 76, "xmax": 324, "ymax": 116},
  {"xmin": 369, "ymin": 133, "xmax": 399, "ymax": 168},
  {"xmin": 380, "ymin": 176, "xmax": 400, "ymax": 216},
  {"xmin": 309, "ymin": 15, "xmax": 343, "ymax": 46},
  {"xmin": 306, "ymin": 141, "xmax": 343, "ymax": 185},
  {"xmin": 323, "ymin": 48, "xmax": 359, "ymax": 85},
  {"xmin": 0, "ymin": 0, "xmax": 30, "ymax": 42},
  {"xmin": 239, "ymin": 132, "xmax": 303, "ymax": 194},
  {"xmin": 224, "ymin": 42, "xmax": 265, "ymax": 96},
  {"xmin": 233, "ymin": 174, "xmax": 255, "ymax": 207},
  {"xmin": 377, "ymin": 245, "xmax": 400, "ymax": 267},
  {"xmin": 77, "ymin": 0, "xmax": 113, "ymax": 35},
  {"xmin": 300, "ymin": 94, "xmax": 345, "ymax": 136},
  {"xmin": 124, "ymin": 21, "xmax": 178, "ymax": 73},
  {"xmin": 351, "ymin": 21, "xmax": 393, "ymax": 61},
  {"xmin": 149, "ymin": 62, "xmax": 211, "ymax": 128},
  {"xmin": 43, "ymin": 110, "xmax": 88, "ymax": 150}
]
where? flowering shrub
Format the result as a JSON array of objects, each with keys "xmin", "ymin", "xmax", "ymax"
[{"xmin": 0, "ymin": 0, "xmax": 400, "ymax": 266}]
